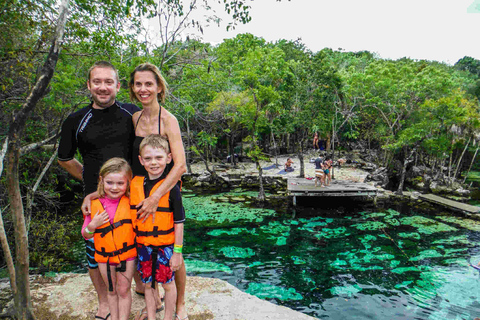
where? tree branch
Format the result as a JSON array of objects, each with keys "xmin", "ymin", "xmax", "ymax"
[
  {"xmin": 0, "ymin": 204, "xmax": 16, "ymax": 295},
  {"xmin": 25, "ymin": 149, "xmax": 59, "ymax": 234},
  {"xmin": 20, "ymin": 132, "xmax": 60, "ymax": 155},
  {"xmin": 0, "ymin": 137, "xmax": 8, "ymax": 180}
]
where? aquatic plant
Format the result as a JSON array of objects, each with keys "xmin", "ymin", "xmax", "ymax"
[
  {"xmin": 400, "ymin": 216, "xmax": 457, "ymax": 234},
  {"xmin": 352, "ymin": 221, "xmax": 388, "ymax": 231},
  {"xmin": 219, "ymin": 246, "xmax": 256, "ymax": 258},
  {"xmin": 275, "ymin": 236, "xmax": 287, "ymax": 246},
  {"xmin": 183, "ymin": 193, "xmax": 276, "ymax": 224},
  {"xmin": 291, "ymin": 256, "xmax": 307, "ymax": 265},
  {"xmin": 437, "ymin": 216, "xmax": 480, "ymax": 232},
  {"xmin": 207, "ymin": 228, "xmax": 258, "ymax": 236},
  {"xmin": 184, "ymin": 259, "xmax": 232, "ymax": 273},
  {"xmin": 315, "ymin": 227, "xmax": 350, "ymax": 240},
  {"xmin": 398, "ymin": 232, "xmax": 421, "ymax": 240},
  {"xmin": 246, "ymin": 282, "xmax": 303, "ymax": 300},
  {"xmin": 328, "ymin": 284, "xmax": 362, "ymax": 297},
  {"xmin": 409, "ymin": 249, "xmax": 443, "ymax": 261}
]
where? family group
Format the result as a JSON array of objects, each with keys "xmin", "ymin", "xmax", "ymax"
[{"xmin": 57, "ymin": 61, "xmax": 188, "ymax": 320}]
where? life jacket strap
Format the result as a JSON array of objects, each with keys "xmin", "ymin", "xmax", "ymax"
[
  {"xmin": 107, "ymin": 260, "xmax": 113, "ymax": 292},
  {"xmin": 106, "ymin": 260, "xmax": 127, "ymax": 292},
  {"xmin": 130, "ymin": 205, "xmax": 171, "ymax": 213},
  {"xmin": 135, "ymin": 226, "xmax": 174, "ymax": 238},
  {"xmin": 96, "ymin": 242, "xmax": 136, "ymax": 258},
  {"xmin": 151, "ymin": 249, "xmax": 158, "ymax": 290},
  {"xmin": 95, "ymin": 219, "xmax": 132, "ymax": 238}
]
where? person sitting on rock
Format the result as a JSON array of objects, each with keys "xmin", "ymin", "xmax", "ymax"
[{"xmin": 285, "ymin": 158, "xmax": 294, "ymax": 172}]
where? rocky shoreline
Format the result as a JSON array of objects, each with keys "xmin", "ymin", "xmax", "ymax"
[
  {"xmin": 184, "ymin": 151, "xmax": 476, "ymax": 203},
  {"xmin": 0, "ymin": 274, "xmax": 317, "ymax": 320}
]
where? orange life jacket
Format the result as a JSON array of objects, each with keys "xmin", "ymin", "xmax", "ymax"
[
  {"xmin": 130, "ymin": 176, "xmax": 175, "ymax": 247},
  {"xmin": 92, "ymin": 196, "xmax": 137, "ymax": 264}
]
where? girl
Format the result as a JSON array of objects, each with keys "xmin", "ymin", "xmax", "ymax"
[{"xmin": 82, "ymin": 158, "xmax": 136, "ymax": 320}]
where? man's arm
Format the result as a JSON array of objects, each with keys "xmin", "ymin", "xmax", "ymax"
[{"xmin": 58, "ymin": 158, "xmax": 83, "ymax": 181}]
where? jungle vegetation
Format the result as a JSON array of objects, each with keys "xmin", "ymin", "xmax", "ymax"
[{"xmin": 0, "ymin": 0, "xmax": 479, "ymax": 318}]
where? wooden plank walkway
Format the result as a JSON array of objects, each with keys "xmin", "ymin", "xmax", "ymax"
[
  {"xmin": 419, "ymin": 194, "xmax": 480, "ymax": 214},
  {"xmin": 287, "ymin": 178, "xmax": 378, "ymax": 205}
]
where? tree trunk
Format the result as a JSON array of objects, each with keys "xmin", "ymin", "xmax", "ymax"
[
  {"xmin": 270, "ymin": 130, "xmax": 278, "ymax": 168},
  {"xmin": 463, "ymin": 145, "xmax": 479, "ymax": 184},
  {"xmin": 286, "ymin": 133, "xmax": 290, "ymax": 152},
  {"xmin": 396, "ymin": 148, "xmax": 415, "ymax": 195},
  {"xmin": 297, "ymin": 150, "xmax": 305, "ymax": 178},
  {"xmin": 0, "ymin": 139, "xmax": 15, "ymax": 295},
  {"xmin": 256, "ymin": 162, "xmax": 265, "ymax": 201},
  {"xmin": 0, "ymin": 206, "xmax": 16, "ymax": 296},
  {"xmin": 447, "ymin": 140, "xmax": 454, "ymax": 184},
  {"xmin": 4, "ymin": 1, "xmax": 69, "ymax": 318},
  {"xmin": 229, "ymin": 133, "xmax": 237, "ymax": 167},
  {"xmin": 453, "ymin": 137, "xmax": 470, "ymax": 180},
  {"xmin": 0, "ymin": 137, "xmax": 8, "ymax": 178},
  {"xmin": 6, "ymin": 141, "xmax": 35, "ymax": 320}
]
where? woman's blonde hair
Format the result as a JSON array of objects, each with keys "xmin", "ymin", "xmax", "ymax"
[
  {"xmin": 97, "ymin": 157, "xmax": 133, "ymax": 198},
  {"xmin": 129, "ymin": 63, "xmax": 168, "ymax": 104}
]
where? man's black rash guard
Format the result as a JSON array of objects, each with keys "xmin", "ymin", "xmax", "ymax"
[{"xmin": 58, "ymin": 101, "xmax": 140, "ymax": 195}]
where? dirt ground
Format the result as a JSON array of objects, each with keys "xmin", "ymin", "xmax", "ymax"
[{"xmin": 189, "ymin": 153, "xmax": 370, "ymax": 184}]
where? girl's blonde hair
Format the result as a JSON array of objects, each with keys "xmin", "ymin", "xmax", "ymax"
[
  {"xmin": 97, "ymin": 157, "xmax": 133, "ymax": 198},
  {"xmin": 129, "ymin": 63, "xmax": 168, "ymax": 104}
]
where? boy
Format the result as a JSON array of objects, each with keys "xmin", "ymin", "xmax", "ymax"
[{"xmin": 130, "ymin": 134, "xmax": 185, "ymax": 320}]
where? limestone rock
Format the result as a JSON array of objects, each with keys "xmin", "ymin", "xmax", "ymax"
[{"xmin": 4, "ymin": 274, "xmax": 316, "ymax": 320}]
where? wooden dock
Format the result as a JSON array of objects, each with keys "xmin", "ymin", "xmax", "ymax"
[
  {"xmin": 287, "ymin": 178, "xmax": 378, "ymax": 206},
  {"xmin": 419, "ymin": 194, "xmax": 480, "ymax": 214}
]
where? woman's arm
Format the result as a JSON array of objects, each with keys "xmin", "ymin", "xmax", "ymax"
[{"xmin": 137, "ymin": 111, "xmax": 186, "ymax": 222}]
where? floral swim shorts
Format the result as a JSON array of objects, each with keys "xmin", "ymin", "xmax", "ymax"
[{"xmin": 137, "ymin": 244, "xmax": 174, "ymax": 284}]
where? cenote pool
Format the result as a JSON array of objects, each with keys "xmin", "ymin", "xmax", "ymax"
[{"xmin": 181, "ymin": 189, "xmax": 480, "ymax": 320}]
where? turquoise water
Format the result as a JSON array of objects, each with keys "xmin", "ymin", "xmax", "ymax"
[{"xmin": 182, "ymin": 190, "xmax": 480, "ymax": 320}]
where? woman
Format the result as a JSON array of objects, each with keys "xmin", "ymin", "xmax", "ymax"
[
  {"xmin": 129, "ymin": 63, "xmax": 188, "ymax": 320},
  {"xmin": 313, "ymin": 132, "xmax": 319, "ymax": 150}
]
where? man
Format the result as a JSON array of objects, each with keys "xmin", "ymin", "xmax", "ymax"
[
  {"xmin": 58, "ymin": 61, "xmax": 140, "ymax": 320},
  {"xmin": 314, "ymin": 155, "xmax": 325, "ymax": 187}
]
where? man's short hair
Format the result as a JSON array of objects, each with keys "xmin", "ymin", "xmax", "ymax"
[
  {"xmin": 87, "ymin": 61, "xmax": 120, "ymax": 83},
  {"xmin": 139, "ymin": 134, "xmax": 170, "ymax": 155}
]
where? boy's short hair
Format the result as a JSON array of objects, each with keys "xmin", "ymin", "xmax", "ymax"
[{"xmin": 139, "ymin": 134, "xmax": 170, "ymax": 155}]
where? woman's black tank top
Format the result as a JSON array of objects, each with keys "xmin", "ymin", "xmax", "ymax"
[{"xmin": 131, "ymin": 107, "xmax": 174, "ymax": 177}]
